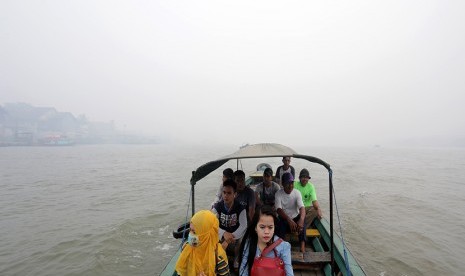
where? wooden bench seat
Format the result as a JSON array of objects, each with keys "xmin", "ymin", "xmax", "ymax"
[
  {"xmin": 306, "ymin": 228, "xmax": 320, "ymax": 237},
  {"xmin": 291, "ymin": 251, "xmax": 331, "ymax": 264}
]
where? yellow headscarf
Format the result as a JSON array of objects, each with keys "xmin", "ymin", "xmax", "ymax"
[{"xmin": 175, "ymin": 210, "xmax": 228, "ymax": 276}]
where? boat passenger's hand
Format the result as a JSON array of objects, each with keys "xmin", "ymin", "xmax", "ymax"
[
  {"xmin": 221, "ymin": 240, "xmax": 228, "ymax": 250},
  {"xmin": 298, "ymin": 218, "xmax": 305, "ymax": 231},
  {"xmin": 317, "ymin": 208, "xmax": 323, "ymax": 219},
  {"xmin": 288, "ymin": 219, "xmax": 298, "ymax": 232},
  {"xmin": 198, "ymin": 271, "xmax": 206, "ymax": 276},
  {"xmin": 224, "ymin": 232, "xmax": 235, "ymax": 243}
]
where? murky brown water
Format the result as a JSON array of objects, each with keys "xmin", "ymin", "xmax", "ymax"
[{"xmin": 1, "ymin": 144, "xmax": 464, "ymax": 275}]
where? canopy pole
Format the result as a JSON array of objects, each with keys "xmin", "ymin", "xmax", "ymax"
[
  {"xmin": 191, "ymin": 171, "xmax": 196, "ymax": 217},
  {"xmin": 329, "ymin": 169, "xmax": 334, "ymax": 275}
]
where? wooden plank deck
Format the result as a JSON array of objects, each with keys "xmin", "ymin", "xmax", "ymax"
[
  {"xmin": 291, "ymin": 251, "xmax": 331, "ymax": 264},
  {"xmin": 289, "ymin": 237, "xmax": 331, "ymax": 275},
  {"xmin": 293, "ymin": 269, "xmax": 325, "ymax": 276}
]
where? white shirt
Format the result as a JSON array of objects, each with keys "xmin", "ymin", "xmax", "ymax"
[{"xmin": 274, "ymin": 189, "xmax": 304, "ymax": 219}]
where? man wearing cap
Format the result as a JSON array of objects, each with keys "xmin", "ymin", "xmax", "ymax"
[
  {"xmin": 275, "ymin": 172, "xmax": 306, "ymax": 253},
  {"xmin": 294, "ymin": 168, "xmax": 323, "ymax": 228},
  {"xmin": 275, "ymin": 156, "xmax": 295, "ymax": 186},
  {"xmin": 255, "ymin": 167, "xmax": 281, "ymax": 208}
]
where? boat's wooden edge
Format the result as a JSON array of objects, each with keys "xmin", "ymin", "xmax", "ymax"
[
  {"xmin": 315, "ymin": 218, "xmax": 366, "ymax": 276},
  {"xmin": 160, "ymin": 246, "xmax": 181, "ymax": 276}
]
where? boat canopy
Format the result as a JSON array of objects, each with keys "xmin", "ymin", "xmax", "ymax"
[{"xmin": 191, "ymin": 143, "xmax": 331, "ymax": 184}]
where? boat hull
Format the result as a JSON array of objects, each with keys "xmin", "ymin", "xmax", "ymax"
[{"xmin": 160, "ymin": 217, "xmax": 365, "ymax": 275}]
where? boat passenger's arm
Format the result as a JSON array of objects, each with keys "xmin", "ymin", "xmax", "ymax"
[
  {"xmin": 276, "ymin": 193, "xmax": 296, "ymax": 231},
  {"xmin": 312, "ymin": 200, "xmax": 323, "ymax": 219},
  {"xmin": 211, "ymin": 205, "xmax": 218, "ymax": 214},
  {"xmin": 298, "ymin": 206, "xmax": 305, "ymax": 230},
  {"xmin": 279, "ymin": 241, "xmax": 293, "ymax": 276},
  {"xmin": 296, "ymin": 191, "xmax": 305, "ymax": 230},
  {"xmin": 232, "ymin": 209, "xmax": 248, "ymax": 240},
  {"xmin": 223, "ymin": 232, "xmax": 235, "ymax": 244},
  {"xmin": 218, "ymin": 228, "xmax": 226, "ymax": 240},
  {"xmin": 211, "ymin": 208, "xmax": 226, "ymax": 239},
  {"xmin": 248, "ymin": 195, "xmax": 255, "ymax": 222},
  {"xmin": 238, "ymin": 238, "xmax": 250, "ymax": 276},
  {"xmin": 255, "ymin": 191, "xmax": 263, "ymax": 206},
  {"xmin": 274, "ymin": 167, "xmax": 281, "ymax": 184},
  {"xmin": 275, "ymin": 193, "xmax": 289, "ymax": 222},
  {"xmin": 276, "ymin": 208, "xmax": 291, "ymax": 224}
]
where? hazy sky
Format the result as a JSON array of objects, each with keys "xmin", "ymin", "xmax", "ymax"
[{"xmin": 1, "ymin": 0, "xmax": 465, "ymax": 146}]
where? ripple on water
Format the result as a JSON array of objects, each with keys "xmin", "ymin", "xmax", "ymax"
[{"xmin": 2, "ymin": 145, "xmax": 465, "ymax": 275}]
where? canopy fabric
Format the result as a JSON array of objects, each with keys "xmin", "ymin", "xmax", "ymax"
[
  {"xmin": 222, "ymin": 143, "xmax": 297, "ymax": 159},
  {"xmin": 191, "ymin": 143, "xmax": 331, "ymax": 184}
]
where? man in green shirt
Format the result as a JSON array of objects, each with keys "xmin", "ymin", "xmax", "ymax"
[{"xmin": 294, "ymin": 168, "xmax": 323, "ymax": 226}]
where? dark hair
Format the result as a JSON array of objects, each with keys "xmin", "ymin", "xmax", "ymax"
[
  {"xmin": 223, "ymin": 168, "xmax": 234, "ymax": 180},
  {"xmin": 239, "ymin": 205, "xmax": 278, "ymax": 275},
  {"xmin": 263, "ymin": 167, "xmax": 273, "ymax": 177},
  {"xmin": 234, "ymin": 170, "xmax": 245, "ymax": 179},
  {"xmin": 222, "ymin": 179, "xmax": 237, "ymax": 192}
]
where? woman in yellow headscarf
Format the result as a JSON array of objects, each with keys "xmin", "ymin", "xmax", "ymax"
[{"xmin": 175, "ymin": 210, "xmax": 230, "ymax": 276}]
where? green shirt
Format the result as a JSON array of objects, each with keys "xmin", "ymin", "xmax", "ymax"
[{"xmin": 294, "ymin": 181, "xmax": 317, "ymax": 207}]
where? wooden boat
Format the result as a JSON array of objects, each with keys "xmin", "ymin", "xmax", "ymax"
[{"xmin": 160, "ymin": 143, "xmax": 366, "ymax": 276}]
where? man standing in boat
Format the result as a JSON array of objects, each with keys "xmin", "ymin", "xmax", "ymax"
[
  {"xmin": 294, "ymin": 168, "xmax": 323, "ymax": 228},
  {"xmin": 275, "ymin": 156, "xmax": 296, "ymax": 186}
]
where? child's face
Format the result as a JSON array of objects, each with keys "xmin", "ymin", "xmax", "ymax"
[{"xmin": 255, "ymin": 214, "xmax": 274, "ymax": 244}]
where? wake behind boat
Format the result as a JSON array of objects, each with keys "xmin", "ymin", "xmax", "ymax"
[{"xmin": 160, "ymin": 143, "xmax": 366, "ymax": 276}]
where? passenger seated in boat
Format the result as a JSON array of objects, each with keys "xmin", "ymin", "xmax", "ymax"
[
  {"xmin": 175, "ymin": 210, "xmax": 230, "ymax": 276},
  {"xmin": 239, "ymin": 205, "xmax": 293, "ymax": 276},
  {"xmin": 294, "ymin": 168, "xmax": 323, "ymax": 228},
  {"xmin": 275, "ymin": 172, "xmax": 306, "ymax": 253},
  {"xmin": 211, "ymin": 179, "xmax": 248, "ymax": 270},
  {"xmin": 211, "ymin": 168, "xmax": 235, "ymax": 209},
  {"xmin": 255, "ymin": 167, "xmax": 281, "ymax": 209},
  {"xmin": 234, "ymin": 170, "xmax": 256, "ymax": 222},
  {"xmin": 275, "ymin": 156, "xmax": 296, "ymax": 186}
]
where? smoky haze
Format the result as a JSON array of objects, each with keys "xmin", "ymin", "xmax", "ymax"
[{"xmin": 1, "ymin": 1, "xmax": 465, "ymax": 147}]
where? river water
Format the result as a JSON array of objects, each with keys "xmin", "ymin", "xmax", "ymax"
[{"xmin": 1, "ymin": 144, "xmax": 464, "ymax": 275}]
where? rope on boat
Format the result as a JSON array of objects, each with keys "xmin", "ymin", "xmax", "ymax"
[
  {"xmin": 332, "ymin": 171, "xmax": 352, "ymax": 276},
  {"xmin": 179, "ymin": 186, "xmax": 193, "ymax": 249}
]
